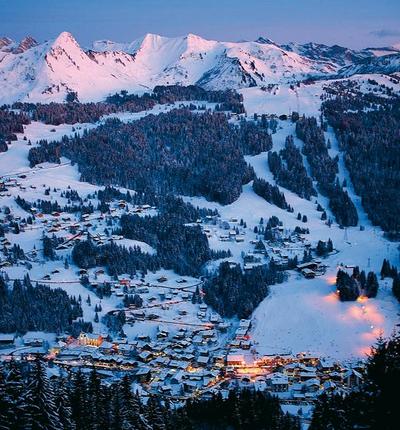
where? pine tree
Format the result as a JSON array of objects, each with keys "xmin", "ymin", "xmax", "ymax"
[
  {"xmin": 145, "ymin": 396, "xmax": 166, "ymax": 430},
  {"xmin": 0, "ymin": 364, "xmax": 11, "ymax": 430},
  {"xmin": 27, "ymin": 358, "xmax": 62, "ymax": 430},
  {"xmin": 392, "ymin": 275, "xmax": 400, "ymax": 302},
  {"xmin": 70, "ymin": 369, "xmax": 88, "ymax": 430},
  {"xmin": 119, "ymin": 375, "xmax": 150, "ymax": 430},
  {"xmin": 380, "ymin": 259, "xmax": 391, "ymax": 279},
  {"xmin": 2, "ymin": 360, "xmax": 29, "ymax": 429},
  {"xmin": 365, "ymin": 272, "xmax": 379, "ymax": 298},
  {"xmin": 55, "ymin": 376, "xmax": 75, "ymax": 430}
]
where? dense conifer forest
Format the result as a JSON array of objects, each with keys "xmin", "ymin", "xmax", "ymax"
[
  {"xmin": 323, "ymin": 90, "xmax": 400, "ymax": 232},
  {"xmin": 252, "ymin": 177, "xmax": 290, "ymax": 210},
  {"xmin": 268, "ymin": 135, "xmax": 316, "ymax": 200},
  {"xmin": 0, "ymin": 108, "xmax": 30, "ymax": 150},
  {"xmin": 203, "ymin": 261, "xmax": 286, "ymax": 318},
  {"xmin": 0, "ymin": 275, "xmax": 84, "ymax": 334},
  {"xmin": 28, "ymin": 108, "xmax": 272, "ymax": 204}
]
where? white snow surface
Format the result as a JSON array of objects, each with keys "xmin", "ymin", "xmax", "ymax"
[{"xmin": 0, "ymin": 31, "xmax": 337, "ymax": 104}]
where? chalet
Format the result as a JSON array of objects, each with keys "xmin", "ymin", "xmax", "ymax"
[
  {"xmin": 303, "ymin": 378, "xmax": 320, "ymax": 392},
  {"xmin": 0, "ymin": 334, "xmax": 14, "ymax": 348},
  {"xmin": 299, "ymin": 369, "xmax": 317, "ymax": 381},
  {"xmin": 133, "ymin": 366, "xmax": 152, "ymax": 383},
  {"xmin": 210, "ymin": 313, "xmax": 221, "ymax": 323},
  {"xmin": 302, "ymin": 268, "xmax": 316, "ymax": 279},
  {"xmin": 78, "ymin": 333, "xmax": 103, "ymax": 347},
  {"xmin": 226, "ymin": 354, "xmax": 245, "ymax": 366},
  {"xmin": 319, "ymin": 358, "xmax": 336, "ymax": 372},
  {"xmin": 267, "ymin": 373, "xmax": 289, "ymax": 392},
  {"xmin": 239, "ymin": 319, "xmax": 251, "ymax": 329},
  {"xmin": 235, "ymin": 328, "xmax": 248, "ymax": 340},
  {"xmin": 138, "ymin": 351, "xmax": 153, "ymax": 363},
  {"xmin": 171, "ymin": 370, "xmax": 185, "ymax": 385},
  {"xmin": 24, "ymin": 337, "xmax": 44, "ymax": 347},
  {"xmin": 183, "ymin": 380, "xmax": 199, "ymax": 393},
  {"xmin": 131, "ymin": 310, "xmax": 145, "ymax": 320},
  {"xmin": 323, "ymin": 380, "xmax": 337, "ymax": 392},
  {"xmin": 118, "ymin": 344, "xmax": 134, "ymax": 357},
  {"xmin": 157, "ymin": 276, "xmax": 168, "ymax": 283},
  {"xmin": 240, "ymin": 341, "xmax": 251, "ymax": 350},
  {"xmin": 157, "ymin": 326, "xmax": 169, "ymax": 339},
  {"xmin": 181, "ymin": 292, "xmax": 190, "ymax": 301},
  {"xmin": 201, "ymin": 330, "xmax": 214, "ymax": 339},
  {"xmin": 343, "ymin": 369, "xmax": 363, "ymax": 388},
  {"xmin": 99, "ymin": 341, "xmax": 115, "ymax": 354},
  {"xmin": 297, "ymin": 261, "xmax": 319, "ymax": 271},
  {"xmin": 217, "ymin": 322, "xmax": 229, "ymax": 332},
  {"xmin": 193, "ymin": 336, "xmax": 205, "ymax": 346}
]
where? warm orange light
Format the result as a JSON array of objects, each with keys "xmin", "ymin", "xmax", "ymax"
[
  {"xmin": 323, "ymin": 292, "xmax": 338, "ymax": 303},
  {"xmin": 325, "ymin": 275, "xmax": 337, "ymax": 285}
]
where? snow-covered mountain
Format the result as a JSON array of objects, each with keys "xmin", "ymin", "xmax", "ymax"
[
  {"xmin": 339, "ymin": 52, "xmax": 400, "ymax": 77},
  {"xmin": 281, "ymin": 42, "xmax": 373, "ymax": 67},
  {"xmin": 258, "ymin": 36, "xmax": 400, "ymax": 69},
  {"xmin": 0, "ymin": 31, "xmax": 399, "ymax": 104},
  {"xmin": 0, "ymin": 31, "xmax": 337, "ymax": 103}
]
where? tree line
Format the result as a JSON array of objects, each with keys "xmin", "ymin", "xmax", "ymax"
[
  {"xmin": 0, "ymin": 359, "xmax": 300, "ymax": 430},
  {"xmin": 12, "ymin": 85, "xmax": 244, "ymax": 125}
]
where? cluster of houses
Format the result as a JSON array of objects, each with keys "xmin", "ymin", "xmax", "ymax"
[
  {"xmin": 0, "ymin": 175, "xmax": 362, "ymax": 405},
  {"xmin": 0, "ymin": 296, "xmax": 366, "ymax": 403},
  {"xmin": 199, "ymin": 216, "xmax": 246, "ymax": 243},
  {"xmin": 224, "ymin": 353, "xmax": 365, "ymax": 402}
]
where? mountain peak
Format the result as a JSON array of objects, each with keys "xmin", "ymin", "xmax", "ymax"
[
  {"xmin": 51, "ymin": 31, "xmax": 79, "ymax": 49},
  {"xmin": 0, "ymin": 37, "xmax": 14, "ymax": 50},
  {"xmin": 13, "ymin": 36, "xmax": 38, "ymax": 54},
  {"xmin": 255, "ymin": 36, "xmax": 279, "ymax": 47}
]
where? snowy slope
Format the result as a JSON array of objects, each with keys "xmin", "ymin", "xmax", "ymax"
[
  {"xmin": 0, "ymin": 32, "xmax": 337, "ymax": 103},
  {"xmin": 282, "ymin": 41, "xmax": 373, "ymax": 68},
  {"xmin": 339, "ymin": 53, "xmax": 400, "ymax": 77}
]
